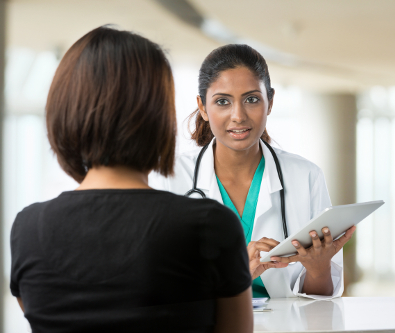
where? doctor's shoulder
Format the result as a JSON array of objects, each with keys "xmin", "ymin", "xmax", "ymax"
[{"xmin": 148, "ymin": 147, "xmax": 201, "ymax": 194}]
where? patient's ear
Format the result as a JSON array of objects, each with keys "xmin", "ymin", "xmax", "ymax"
[{"xmin": 197, "ymin": 95, "xmax": 209, "ymax": 121}]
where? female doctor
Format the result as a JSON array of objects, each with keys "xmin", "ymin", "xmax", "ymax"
[{"xmin": 149, "ymin": 44, "xmax": 356, "ymax": 299}]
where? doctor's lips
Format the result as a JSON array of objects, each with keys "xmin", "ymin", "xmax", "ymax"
[{"xmin": 227, "ymin": 127, "xmax": 251, "ymax": 139}]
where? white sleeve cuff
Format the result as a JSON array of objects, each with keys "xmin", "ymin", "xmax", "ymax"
[{"xmin": 292, "ymin": 260, "xmax": 343, "ymax": 300}]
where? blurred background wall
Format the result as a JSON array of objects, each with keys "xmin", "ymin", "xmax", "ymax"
[{"xmin": 1, "ymin": 0, "xmax": 395, "ymax": 332}]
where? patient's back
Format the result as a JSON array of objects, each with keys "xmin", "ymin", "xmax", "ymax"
[{"xmin": 10, "ymin": 189, "xmax": 250, "ymax": 333}]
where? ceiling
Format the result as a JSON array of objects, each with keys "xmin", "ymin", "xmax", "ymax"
[
  {"xmin": 5, "ymin": 0, "xmax": 219, "ymax": 64},
  {"xmin": 5, "ymin": 0, "xmax": 395, "ymax": 92}
]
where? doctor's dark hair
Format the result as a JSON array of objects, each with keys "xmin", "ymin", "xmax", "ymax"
[
  {"xmin": 46, "ymin": 26, "xmax": 176, "ymax": 183},
  {"xmin": 189, "ymin": 44, "xmax": 274, "ymax": 146}
]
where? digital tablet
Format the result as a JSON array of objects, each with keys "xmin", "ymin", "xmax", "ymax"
[{"xmin": 259, "ymin": 200, "xmax": 384, "ymax": 263}]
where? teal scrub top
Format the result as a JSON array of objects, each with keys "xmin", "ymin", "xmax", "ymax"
[{"xmin": 216, "ymin": 156, "xmax": 269, "ymax": 298}]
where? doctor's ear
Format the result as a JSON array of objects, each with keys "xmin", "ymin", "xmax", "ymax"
[
  {"xmin": 267, "ymin": 89, "xmax": 275, "ymax": 116},
  {"xmin": 197, "ymin": 95, "xmax": 209, "ymax": 121}
]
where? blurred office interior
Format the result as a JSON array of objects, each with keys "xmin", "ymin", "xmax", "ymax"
[{"xmin": 1, "ymin": 0, "xmax": 395, "ymax": 332}]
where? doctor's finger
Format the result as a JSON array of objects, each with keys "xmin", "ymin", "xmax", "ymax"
[
  {"xmin": 267, "ymin": 261, "xmax": 289, "ymax": 269},
  {"xmin": 247, "ymin": 242, "xmax": 260, "ymax": 259},
  {"xmin": 253, "ymin": 242, "xmax": 276, "ymax": 253},
  {"xmin": 247, "ymin": 241, "xmax": 275, "ymax": 255},
  {"xmin": 322, "ymin": 227, "xmax": 333, "ymax": 246},
  {"xmin": 310, "ymin": 231, "xmax": 322, "ymax": 251},
  {"xmin": 249, "ymin": 258, "xmax": 263, "ymax": 271},
  {"xmin": 263, "ymin": 261, "xmax": 289, "ymax": 270},
  {"xmin": 269, "ymin": 255, "xmax": 299, "ymax": 264},
  {"xmin": 292, "ymin": 240, "xmax": 308, "ymax": 257},
  {"xmin": 333, "ymin": 225, "xmax": 356, "ymax": 252},
  {"xmin": 257, "ymin": 237, "xmax": 280, "ymax": 247}
]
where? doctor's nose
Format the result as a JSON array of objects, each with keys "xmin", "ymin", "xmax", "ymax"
[{"xmin": 230, "ymin": 102, "xmax": 247, "ymax": 123}]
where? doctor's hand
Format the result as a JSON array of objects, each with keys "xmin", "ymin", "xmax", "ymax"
[
  {"xmin": 247, "ymin": 237, "xmax": 289, "ymax": 280},
  {"xmin": 270, "ymin": 226, "xmax": 356, "ymax": 270},
  {"xmin": 270, "ymin": 226, "xmax": 356, "ymax": 295}
]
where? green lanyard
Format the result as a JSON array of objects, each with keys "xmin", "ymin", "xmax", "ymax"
[{"xmin": 216, "ymin": 156, "xmax": 269, "ymax": 298}]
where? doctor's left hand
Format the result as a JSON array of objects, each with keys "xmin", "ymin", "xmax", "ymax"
[
  {"xmin": 270, "ymin": 226, "xmax": 356, "ymax": 275},
  {"xmin": 248, "ymin": 237, "xmax": 289, "ymax": 280}
]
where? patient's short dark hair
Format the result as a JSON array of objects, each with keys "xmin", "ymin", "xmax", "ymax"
[{"xmin": 46, "ymin": 26, "xmax": 176, "ymax": 183}]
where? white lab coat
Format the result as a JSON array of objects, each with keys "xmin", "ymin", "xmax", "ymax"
[{"xmin": 149, "ymin": 139, "xmax": 343, "ymax": 299}]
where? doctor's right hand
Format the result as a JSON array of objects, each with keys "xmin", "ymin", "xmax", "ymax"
[{"xmin": 247, "ymin": 237, "xmax": 289, "ymax": 280}]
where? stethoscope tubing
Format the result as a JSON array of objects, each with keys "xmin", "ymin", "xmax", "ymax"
[
  {"xmin": 184, "ymin": 144, "xmax": 209, "ymax": 198},
  {"xmin": 185, "ymin": 139, "xmax": 288, "ymax": 239}
]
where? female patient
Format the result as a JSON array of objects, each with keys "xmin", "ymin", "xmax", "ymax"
[{"xmin": 10, "ymin": 26, "xmax": 252, "ymax": 333}]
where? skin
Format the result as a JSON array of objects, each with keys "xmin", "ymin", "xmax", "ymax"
[
  {"xmin": 197, "ymin": 67, "xmax": 272, "ymax": 219},
  {"xmin": 214, "ymin": 288, "xmax": 253, "ymax": 333},
  {"xmin": 16, "ymin": 164, "xmax": 253, "ymax": 332},
  {"xmin": 197, "ymin": 66, "xmax": 356, "ymax": 295},
  {"xmin": 272, "ymin": 226, "xmax": 356, "ymax": 295}
]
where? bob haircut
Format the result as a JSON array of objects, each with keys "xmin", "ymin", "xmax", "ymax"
[{"xmin": 46, "ymin": 26, "xmax": 176, "ymax": 183}]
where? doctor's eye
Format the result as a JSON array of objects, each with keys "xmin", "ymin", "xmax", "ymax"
[
  {"xmin": 216, "ymin": 98, "xmax": 230, "ymax": 106},
  {"xmin": 246, "ymin": 96, "xmax": 259, "ymax": 103}
]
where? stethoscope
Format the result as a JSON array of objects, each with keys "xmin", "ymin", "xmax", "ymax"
[{"xmin": 185, "ymin": 139, "xmax": 289, "ymax": 239}]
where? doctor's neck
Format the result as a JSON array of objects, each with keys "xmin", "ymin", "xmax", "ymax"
[{"xmin": 214, "ymin": 140, "xmax": 262, "ymax": 179}]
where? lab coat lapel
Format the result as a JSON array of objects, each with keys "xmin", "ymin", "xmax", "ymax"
[
  {"xmin": 196, "ymin": 139, "xmax": 283, "ymax": 208},
  {"xmin": 252, "ymin": 141, "xmax": 283, "ymax": 239},
  {"xmin": 209, "ymin": 175, "xmax": 223, "ymax": 204},
  {"xmin": 195, "ymin": 139, "xmax": 223, "ymax": 204}
]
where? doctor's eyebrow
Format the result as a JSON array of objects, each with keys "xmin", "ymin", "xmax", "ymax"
[{"xmin": 212, "ymin": 90, "xmax": 262, "ymax": 98}]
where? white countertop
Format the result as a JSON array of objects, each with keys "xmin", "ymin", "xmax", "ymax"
[{"xmin": 254, "ymin": 297, "xmax": 395, "ymax": 332}]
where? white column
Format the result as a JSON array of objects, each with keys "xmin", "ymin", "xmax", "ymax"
[
  {"xmin": 299, "ymin": 92, "xmax": 358, "ymax": 287},
  {"xmin": 299, "ymin": 93, "xmax": 357, "ymax": 205},
  {"xmin": 0, "ymin": 0, "xmax": 5, "ymax": 330}
]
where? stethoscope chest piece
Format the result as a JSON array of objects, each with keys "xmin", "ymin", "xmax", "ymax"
[{"xmin": 184, "ymin": 188, "xmax": 206, "ymax": 198}]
